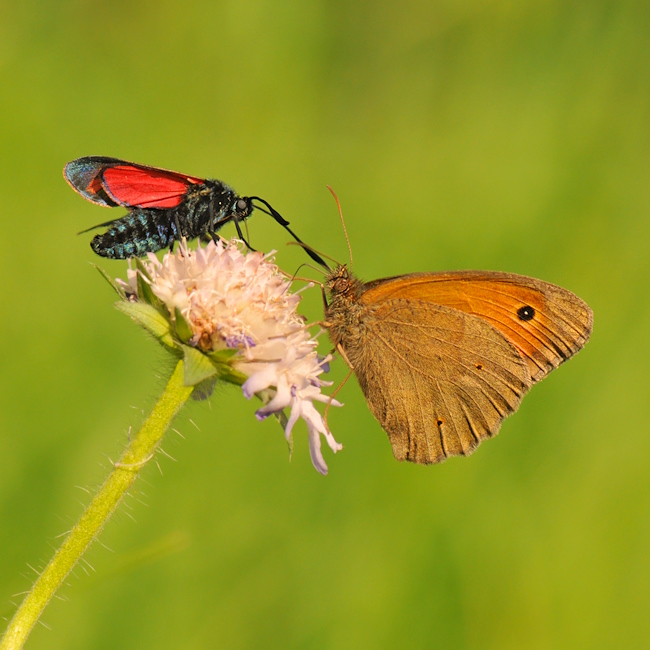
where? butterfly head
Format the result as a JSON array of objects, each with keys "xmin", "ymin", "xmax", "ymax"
[{"xmin": 325, "ymin": 264, "xmax": 363, "ymax": 301}]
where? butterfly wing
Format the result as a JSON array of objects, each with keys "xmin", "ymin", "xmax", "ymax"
[
  {"xmin": 64, "ymin": 156, "xmax": 204, "ymax": 209},
  {"xmin": 361, "ymin": 271, "xmax": 593, "ymax": 383},
  {"xmin": 350, "ymin": 299, "xmax": 533, "ymax": 463}
]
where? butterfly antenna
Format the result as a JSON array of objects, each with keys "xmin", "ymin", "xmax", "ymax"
[
  {"xmin": 249, "ymin": 196, "xmax": 330, "ymax": 269},
  {"xmin": 278, "ymin": 264, "xmax": 326, "ymax": 298},
  {"xmin": 326, "ymin": 186, "xmax": 353, "ymax": 268}
]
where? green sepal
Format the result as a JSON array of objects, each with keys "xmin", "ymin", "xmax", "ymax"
[
  {"xmin": 114, "ymin": 301, "xmax": 176, "ymax": 348},
  {"xmin": 277, "ymin": 410, "xmax": 291, "ymax": 457},
  {"xmin": 206, "ymin": 348, "xmax": 247, "ymax": 385},
  {"xmin": 174, "ymin": 308, "xmax": 193, "ymax": 343},
  {"xmin": 208, "ymin": 348, "xmax": 240, "ymax": 364},
  {"xmin": 133, "ymin": 257, "xmax": 153, "ymax": 283},
  {"xmin": 136, "ymin": 269, "xmax": 165, "ymax": 312},
  {"xmin": 191, "ymin": 376, "xmax": 218, "ymax": 401},
  {"xmin": 94, "ymin": 264, "xmax": 126, "ymax": 300},
  {"xmin": 213, "ymin": 364, "xmax": 248, "ymax": 386},
  {"xmin": 181, "ymin": 345, "xmax": 218, "ymax": 386},
  {"xmin": 257, "ymin": 389, "xmax": 291, "ymax": 455}
]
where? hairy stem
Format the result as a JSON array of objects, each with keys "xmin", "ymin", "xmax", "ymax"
[{"xmin": 1, "ymin": 360, "xmax": 193, "ymax": 650}]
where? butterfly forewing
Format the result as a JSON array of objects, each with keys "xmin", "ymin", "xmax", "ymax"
[
  {"xmin": 348, "ymin": 298, "xmax": 533, "ymax": 464},
  {"xmin": 360, "ymin": 271, "xmax": 593, "ymax": 382}
]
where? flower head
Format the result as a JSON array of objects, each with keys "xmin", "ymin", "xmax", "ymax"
[{"xmin": 116, "ymin": 239, "xmax": 342, "ymax": 474}]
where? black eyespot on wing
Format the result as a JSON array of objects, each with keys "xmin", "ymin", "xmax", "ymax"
[{"xmin": 517, "ymin": 305, "xmax": 535, "ymax": 321}]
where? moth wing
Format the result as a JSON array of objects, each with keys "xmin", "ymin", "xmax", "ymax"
[
  {"xmin": 101, "ymin": 164, "xmax": 203, "ymax": 209},
  {"xmin": 361, "ymin": 271, "xmax": 593, "ymax": 382},
  {"xmin": 63, "ymin": 156, "xmax": 121, "ymax": 207},
  {"xmin": 356, "ymin": 299, "xmax": 533, "ymax": 464}
]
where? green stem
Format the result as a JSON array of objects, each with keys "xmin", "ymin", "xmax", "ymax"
[{"xmin": 1, "ymin": 360, "xmax": 193, "ymax": 650}]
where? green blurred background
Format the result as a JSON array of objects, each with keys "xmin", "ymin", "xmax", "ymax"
[{"xmin": 1, "ymin": 1, "xmax": 648, "ymax": 648}]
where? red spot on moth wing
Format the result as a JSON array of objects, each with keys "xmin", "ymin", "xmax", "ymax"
[{"xmin": 101, "ymin": 165, "xmax": 203, "ymax": 209}]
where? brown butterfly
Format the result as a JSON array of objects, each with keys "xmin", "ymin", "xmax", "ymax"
[{"xmin": 321, "ymin": 229, "xmax": 593, "ymax": 465}]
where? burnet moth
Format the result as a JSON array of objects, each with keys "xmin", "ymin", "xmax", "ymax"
[{"xmin": 64, "ymin": 156, "xmax": 325, "ymax": 265}]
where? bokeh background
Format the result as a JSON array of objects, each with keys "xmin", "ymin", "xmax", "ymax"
[{"xmin": 1, "ymin": 1, "xmax": 649, "ymax": 648}]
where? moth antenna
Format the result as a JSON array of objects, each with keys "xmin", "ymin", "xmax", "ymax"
[
  {"xmin": 249, "ymin": 196, "xmax": 330, "ymax": 269},
  {"xmin": 285, "ymin": 241, "xmax": 338, "ymax": 269},
  {"xmin": 326, "ymin": 185, "xmax": 353, "ymax": 269},
  {"xmin": 77, "ymin": 218, "xmax": 119, "ymax": 235}
]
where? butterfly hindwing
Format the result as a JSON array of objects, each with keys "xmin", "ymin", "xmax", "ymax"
[{"xmin": 346, "ymin": 298, "xmax": 533, "ymax": 464}]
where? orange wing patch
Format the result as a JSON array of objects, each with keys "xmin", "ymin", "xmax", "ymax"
[{"xmin": 360, "ymin": 271, "xmax": 593, "ymax": 382}]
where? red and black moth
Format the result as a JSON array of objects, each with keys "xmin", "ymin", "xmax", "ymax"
[{"xmin": 64, "ymin": 156, "xmax": 325, "ymax": 265}]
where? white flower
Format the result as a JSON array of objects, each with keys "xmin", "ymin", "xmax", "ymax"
[{"xmin": 120, "ymin": 239, "xmax": 342, "ymax": 475}]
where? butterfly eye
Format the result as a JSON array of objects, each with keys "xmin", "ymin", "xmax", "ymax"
[
  {"xmin": 517, "ymin": 305, "xmax": 535, "ymax": 321},
  {"xmin": 237, "ymin": 199, "xmax": 248, "ymax": 212},
  {"xmin": 335, "ymin": 279, "xmax": 348, "ymax": 293}
]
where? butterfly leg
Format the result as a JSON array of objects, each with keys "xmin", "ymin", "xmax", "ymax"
[
  {"xmin": 320, "ymin": 286, "xmax": 329, "ymax": 311},
  {"xmin": 336, "ymin": 343, "xmax": 355, "ymax": 370},
  {"xmin": 324, "ymin": 367, "xmax": 353, "ymax": 433}
]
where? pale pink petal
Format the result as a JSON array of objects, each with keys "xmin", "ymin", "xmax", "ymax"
[
  {"xmin": 242, "ymin": 364, "xmax": 278, "ymax": 398},
  {"xmin": 307, "ymin": 423, "xmax": 329, "ymax": 476},
  {"xmin": 284, "ymin": 400, "xmax": 303, "ymax": 442}
]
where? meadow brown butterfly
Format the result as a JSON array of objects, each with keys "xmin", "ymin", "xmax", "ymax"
[{"xmin": 320, "ymin": 195, "xmax": 593, "ymax": 464}]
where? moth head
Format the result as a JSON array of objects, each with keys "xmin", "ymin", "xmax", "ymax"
[{"xmin": 234, "ymin": 197, "xmax": 254, "ymax": 219}]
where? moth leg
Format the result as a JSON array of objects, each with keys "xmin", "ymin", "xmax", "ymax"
[
  {"xmin": 77, "ymin": 217, "xmax": 119, "ymax": 235},
  {"xmin": 208, "ymin": 202, "xmax": 219, "ymax": 244},
  {"xmin": 233, "ymin": 216, "xmax": 257, "ymax": 252},
  {"xmin": 172, "ymin": 213, "xmax": 184, "ymax": 255}
]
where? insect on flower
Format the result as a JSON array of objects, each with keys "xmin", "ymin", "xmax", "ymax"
[
  {"xmin": 64, "ymin": 156, "xmax": 326, "ymax": 265},
  {"xmin": 116, "ymin": 239, "xmax": 343, "ymax": 474}
]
